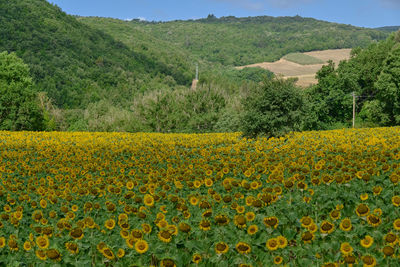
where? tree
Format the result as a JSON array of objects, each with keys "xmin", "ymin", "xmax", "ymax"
[
  {"xmin": 0, "ymin": 51, "xmax": 45, "ymax": 130},
  {"xmin": 241, "ymin": 77, "xmax": 304, "ymax": 138},
  {"xmin": 374, "ymin": 43, "xmax": 400, "ymax": 125}
]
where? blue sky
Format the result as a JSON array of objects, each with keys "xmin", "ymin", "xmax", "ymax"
[{"xmin": 48, "ymin": 0, "xmax": 400, "ymax": 28}]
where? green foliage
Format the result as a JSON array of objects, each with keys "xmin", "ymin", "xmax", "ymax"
[
  {"xmin": 374, "ymin": 43, "xmax": 400, "ymax": 125},
  {"xmin": 241, "ymin": 77, "xmax": 305, "ymax": 138},
  {"xmin": 0, "ymin": 0, "xmax": 191, "ymax": 108},
  {"xmin": 305, "ymin": 31, "xmax": 400, "ymax": 128},
  {"xmin": 0, "ymin": 51, "xmax": 45, "ymax": 131},
  {"xmin": 122, "ymin": 15, "xmax": 388, "ymax": 66},
  {"xmin": 283, "ymin": 53, "xmax": 325, "ymax": 65}
]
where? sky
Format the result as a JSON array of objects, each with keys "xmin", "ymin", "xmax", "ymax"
[{"xmin": 47, "ymin": 0, "xmax": 400, "ymax": 28}]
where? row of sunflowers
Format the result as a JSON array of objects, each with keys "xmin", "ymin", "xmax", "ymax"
[{"xmin": 1, "ymin": 128, "xmax": 400, "ymax": 266}]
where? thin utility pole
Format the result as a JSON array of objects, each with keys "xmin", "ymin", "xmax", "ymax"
[
  {"xmin": 195, "ymin": 63, "xmax": 199, "ymax": 80},
  {"xmin": 352, "ymin": 91, "xmax": 356, "ymax": 128}
]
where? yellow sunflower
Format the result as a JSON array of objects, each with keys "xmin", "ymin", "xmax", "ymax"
[
  {"xmin": 263, "ymin": 216, "xmax": 279, "ymax": 229},
  {"xmin": 361, "ymin": 255, "xmax": 376, "ymax": 267},
  {"xmin": 105, "ymin": 219, "xmax": 116, "ymax": 230},
  {"xmin": 36, "ymin": 235, "xmax": 49, "ymax": 250},
  {"xmin": 135, "ymin": 240, "xmax": 149, "ymax": 254},
  {"xmin": 301, "ymin": 231, "xmax": 315, "ymax": 244},
  {"xmin": 215, "ymin": 242, "xmax": 229, "ymax": 254},
  {"xmin": 339, "ymin": 218, "xmax": 352, "ymax": 231},
  {"xmin": 266, "ymin": 238, "xmax": 279, "ymax": 251},
  {"xmin": 277, "ymin": 235, "xmax": 288, "ymax": 249},
  {"xmin": 320, "ymin": 221, "xmax": 335, "ymax": 234},
  {"xmin": 340, "ymin": 242, "xmax": 353, "ymax": 255},
  {"xmin": 360, "ymin": 235, "xmax": 374, "ymax": 248},
  {"xmin": 274, "ymin": 256, "xmax": 283, "ymax": 265},
  {"xmin": 247, "ymin": 225, "xmax": 258, "ymax": 235},
  {"xmin": 192, "ymin": 253, "xmax": 202, "ymax": 264},
  {"xmin": 236, "ymin": 242, "xmax": 251, "ymax": 254}
]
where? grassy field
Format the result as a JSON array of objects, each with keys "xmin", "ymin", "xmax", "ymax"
[
  {"xmin": 237, "ymin": 49, "xmax": 351, "ymax": 87},
  {"xmin": 0, "ymin": 128, "xmax": 399, "ymax": 266},
  {"xmin": 283, "ymin": 53, "xmax": 325, "ymax": 65}
]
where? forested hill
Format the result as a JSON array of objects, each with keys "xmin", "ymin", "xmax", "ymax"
[
  {"xmin": 95, "ymin": 15, "xmax": 388, "ymax": 66},
  {"xmin": 0, "ymin": 0, "xmax": 193, "ymax": 108}
]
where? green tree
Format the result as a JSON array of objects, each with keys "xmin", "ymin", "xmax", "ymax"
[
  {"xmin": 374, "ymin": 43, "xmax": 400, "ymax": 125},
  {"xmin": 241, "ymin": 77, "xmax": 304, "ymax": 138},
  {"xmin": 0, "ymin": 51, "xmax": 45, "ymax": 130}
]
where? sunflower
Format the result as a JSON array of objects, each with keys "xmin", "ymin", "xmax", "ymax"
[
  {"xmin": 142, "ymin": 223, "xmax": 152, "ymax": 234},
  {"xmin": 236, "ymin": 205, "xmax": 245, "ymax": 214},
  {"xmin": 35, "ymin": 249, "xmax": 47, "ymax": 260},
  {"xmin": 115, "ymin": 248, "xmax": 125, "ymax": 258},
  {"xmin": 23, "ymin": 241, "xmax": 32, "ymax": 251},
  {"xmin": 360, "ymin": 193, "xmax": 368, "ymax": 201},
  {"xmin": 301, "ymin": 231, "xmax": 315, "ymax": 244},
  {"xmin": 144, "ymin": 194, "xmax": 154, "ymax": 206},
  {"xmin": 361, "ymin": 255, "xmax": 376, "ymax": 267},
  {"xmin": 192, "ymin": 253, "xmax": 202, "ymax": 264},
  {"xmin": 71, "ymin": 205, "xmax": 78, "ymax": 212},
  {"xmin": 247, "ymin": 225, "xmax": 258, "ymax": 235},
  {"xmin": 131, "ymin": 229, "xmax": 143, "ymax": 241},
  {"xmin": 343, "ymin": 254, "xmax": 357, "ymax": 265},
  {"xmin": 199, "ymin": 220, "xmax": 211, "ymax": 231},
  {"xmin": 126, "ymin": 181, "xmax": 134, "ymax": 190},
  {"xmin": 135, "ymin": 240, "xmax": 149, "ymax": 254},
  {"xmin": 167, "ymin": 224, "xmax": 178, "ymax": 236},
  {"xmin": 300, "ymin": 216, "xmax": 313, "ymax": 228},
  {"xmin": 160, "ymin": 259, "xmax": 176, "ymax": 267},
  {"xmin": 102, "ymin": 247, "xmax": 115, "ymax": 260},
  {"xmin": 306, "ymin": 223, "xmax": 318, "ymax": 233},
  {"xmin": 356, "ymin": 203, "xmax": 370, "ymax": 217},
  {"xmin": 245, "ymin": 212, "xmax": 255, "ymax": 221},
  {"xmin": 392, "ymin": 196, "xmax": 400, "ymax": 206},
  {"xmin": 215, "ymin": 214, "xmax": 229, "ymax": 226},
  {"xmin": 263, "ymin": 216, "xmax": 279, "ymax": 229},
  {"xmin": 158, "ymin": 230, "xmax": 172, "ymax": 243},
  {"xmin": 320, "ymin": 221, "xmax": 335, "ymax": 234},
  {"xmin": 70, "ymin": 227, "xmax": 84, "ymax": 240},
  {"xmin": 367, "ymin": 214, "xmax": 382, "ymax": 227},
  {"xmin": 189, "ymin": 196, "xmax": 199, "ymax": 206},
  {"xmin": 330, "ymin": 209, "xmax": 340, "ymax": 220},
  {"xmin": 372, "ymin": 186, "xmax": 382, "ymax": 195},
  {"xmin": 384, "ymin": 232, "xmax": 397, "ymax": 246},
  {"xmin": 47, "ymin": 249, "xmax": 61, "ymax": 261},
  {"xmin": 234, "ymin": 215, "xmax": 246, "ymax": 228},
  {"xmin": 36, "ymin": 235, "xmax": 49, "ymax": 250},
  {"xmin": 393, "ymin": 219, "xmax": 400, "ymax": 230},
  {"xmin": 215, "ymin": 242, "xmax": 229, "ymax": 254},
  {"xmin": 277, "ymin": 235, "xmax": 288, "ymax": 249},
  {"xmin": 178, "ymin": 222, "xmax": 191, "ymax": 233},
  {"xmin": 266, "ymin": 238, "xmax": 279, "ymax": 251},
  {"xmin": 274, "ymin": 256, "xmax": 283, "ymax": 265},
  {"xmin": 236, "ymin": 242, "xmax": 251, "ymax": 254},
  {"xmin": 360, "ymin": 235, "xmax": 374, "ymax": 248},
  {"xmin": 339, "ymin": 218, "xmax": 352, "ymax": 231},
  {"xmin": 340, "ymin": 242, "xmax": 353, "ymax": 255},
  {"xmin": 65, "ymin": 242, "xmax": 79, "ymax": 254},
  {"xmin": 105, "ymin": 219, "xmax": 116, "ymax": 230},
  {"xmin": 382, "ymin": 245, "xmax": 395, "ymax": 258},
  {"xmin": 157, "ymin": 219, "xmax": 168, "ymax": 229},
  {"xmin": 204, "ymin": 178, "xmax": 213, "ymax": 187}
]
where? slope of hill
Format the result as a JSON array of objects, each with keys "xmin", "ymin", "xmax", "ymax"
[
  {"xmin": 117, "ymin": 15, "xmax": 388, "ymax": 66},
  {"xmin": 238, "ymin": 49, "xmax": 352, "ymax": 87},
  {"xmin": 375, "ymin": 26, "xmax": 400, "ymax": 32},
  {"xmin": 0, "ymin": 0, "xmax": 192, "ymax": 108}
]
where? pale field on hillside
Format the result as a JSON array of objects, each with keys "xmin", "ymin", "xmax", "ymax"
[{"xmin": 237, "ymin": 48, "xmax": 352, "ymax": 87}]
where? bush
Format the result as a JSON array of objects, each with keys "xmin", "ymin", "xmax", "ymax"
[
  {"xmin": 0, "ymin": 51, "xmax": 45, "ymax": 131},
  {"xmin": 241, "ymin": 77, "xmax": 304, "ymax": 138}
]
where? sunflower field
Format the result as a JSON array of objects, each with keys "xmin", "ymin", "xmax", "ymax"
[{"xmin": 1, "ymin": 128, "xmax": 400, "ymax": 266}]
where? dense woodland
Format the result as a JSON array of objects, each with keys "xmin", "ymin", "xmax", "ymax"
[{"xmin": 0, "ymin": 0, "xmax": 399, "ymax": 135}]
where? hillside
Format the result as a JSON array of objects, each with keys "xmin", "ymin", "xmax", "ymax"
[
  {"xmin": 238, "ymin": 49, "xmax": 352, "ymax": 87},
  {"xmin": 0, "ymin": 0, "xmax": 193, "ymax": 108},
  {"xmin": 106, "ymin": 15, "xmax": 389, "ymax": 66}
]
